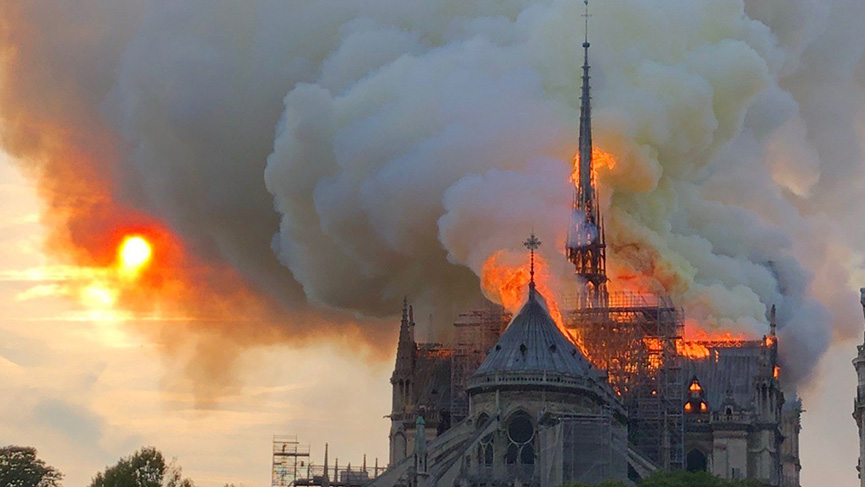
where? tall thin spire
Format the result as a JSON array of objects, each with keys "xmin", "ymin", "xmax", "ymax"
[
  {"xmin": 578, "ymin": 0, "xmax": 594, "ymax": 209},
  {"xmin": 567, "ymin": 0, "xmax": 608, "ymax": 308},
  {"xmin": 523, "ymin": 232, "xmax": 542, "ymax": 297}
]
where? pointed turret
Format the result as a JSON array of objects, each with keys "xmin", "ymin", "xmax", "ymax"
[
  {"xmin": 566, "ymin": 0, "xmax": 608, "ymax": 308},
  {"xmin": 391, "ymin": 297, "xmax": 416, "ymax": 414}
]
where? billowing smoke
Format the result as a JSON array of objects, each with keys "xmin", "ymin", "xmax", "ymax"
[{"xmin": 2, "ymin": 0, "xmax": 865, "ymax": 388}]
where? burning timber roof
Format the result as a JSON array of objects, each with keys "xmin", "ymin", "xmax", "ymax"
[
  {"xmin": 683, "ymin": 342, "xmax": 770, "ymax": 411},
  {"xmin": 467, "ymin": 289, "xmax": 619, "ymax": 409}
]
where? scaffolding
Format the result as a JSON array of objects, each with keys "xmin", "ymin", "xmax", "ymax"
[
  {"xmin": 565, "ymin": 292, "xmax": 684, "ymax": 471},
  {"xmin": 273, "ymin": 436, "xmax": 310, "ymax": 487},
  {"xmin": 539, "ymin": 412, "xmax": 628, "ymax": 487},
  {"xmin": 292, "ymin": 456, "xmax": 386, "ymax": 487},
  {"xmin": 449, "ymin": 304, "xmax": 510, "ymax": 421}
]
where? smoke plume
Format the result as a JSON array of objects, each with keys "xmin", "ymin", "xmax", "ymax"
[{"xmin": 2, "ymin": 0, "xmax": 865, "ymax": 388}]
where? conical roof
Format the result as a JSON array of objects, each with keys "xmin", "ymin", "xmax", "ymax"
[
  {"xmin": 474, "ymin": 290, "xmax": 592, "ymax": 377},
  {"xmin": 467, "ymin": 288, "xmax": 620, "ymax": 410}
]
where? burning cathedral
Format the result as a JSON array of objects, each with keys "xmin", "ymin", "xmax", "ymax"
[{"xmin": 365, "ymin": 12, "xmax": 802, "ymax": 487}]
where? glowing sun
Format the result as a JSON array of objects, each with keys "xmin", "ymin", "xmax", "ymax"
[{"xmin": 119, "ymin": 235, "xmax": 153, "ymax": 271}]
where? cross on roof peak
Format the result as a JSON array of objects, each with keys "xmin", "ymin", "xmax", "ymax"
[{"xmin": 523, "ymin": 232, "xmax": 542, "ymax": 295}]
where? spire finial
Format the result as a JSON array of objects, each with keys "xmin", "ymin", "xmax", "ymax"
[
  {"xmin": 524, "ymin": 232, "xmax": 542, "ymax": 296},
  {"xmin": 583, "ymin": 0, "xmax": 591, "ymax": 46}
]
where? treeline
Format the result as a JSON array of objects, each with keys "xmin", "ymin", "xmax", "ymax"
[{"xmin": 0, "ymin": 445, "xmax": 197, "ymax": 487}]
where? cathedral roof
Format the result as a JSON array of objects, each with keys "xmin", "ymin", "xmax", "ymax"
[
  {"xmin": 683, "ymin": 342, "xmax": 771, "ymax": 412},
  {"xmin": 473, "ymin": 290, "xmax": 593, "ymax": 378},
  {"xmin": 466, "ymin": 288, "xmax": 621, "ymax": 411}
]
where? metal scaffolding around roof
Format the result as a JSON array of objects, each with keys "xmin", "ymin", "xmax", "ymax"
[
  {"xmin": 565, "ymin": 291, "xmax": 685, "ymax": 471},
  {"xmin": 449, "ymin": 304, "xmax": 510, "ymax": 421}
]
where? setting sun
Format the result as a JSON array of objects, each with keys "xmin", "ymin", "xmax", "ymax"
[{"xmin": 119, "ymin": 235, "xmax": 153, "ymax": 271}]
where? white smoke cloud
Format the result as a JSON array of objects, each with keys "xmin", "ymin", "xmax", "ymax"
[{"xmin": 2, "ymin": 0, "xmax": 865, "ymax": 384}]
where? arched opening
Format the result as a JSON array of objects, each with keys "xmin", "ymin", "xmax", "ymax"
[
  {"xmin": 687, "ymin": 449, "xmax": 708, "ymax": 472},
  {"xmin": 478, "ymin": 433, "xmax": 494, "ymax": 467}
]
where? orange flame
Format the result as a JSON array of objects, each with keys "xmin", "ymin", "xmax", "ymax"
[
  {"xmin": 572, "ymin": 147, "xmax": 618, "ymax": 184},
  {"xmin": 481, "ymin": 250, "xmax": 565, "ymax": 332},
  {"xmin": 677, "ymin": 341, "xmax": 711, "ymax": 360}
]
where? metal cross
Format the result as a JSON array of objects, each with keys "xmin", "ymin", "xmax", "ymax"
[
  {"xmin": 524, "ymin": 232, "xmax": 542, "ymax": 288},
  {"xmin": 523, "ymin": 233, "xmax": 541, "ymax": 251}
]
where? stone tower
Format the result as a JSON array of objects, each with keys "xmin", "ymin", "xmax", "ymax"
[
  {"xmin": 854, "ymin": 288, "xmax": 865, "ymax": 487},
  {"xmin": 390, "ymin": 298, "xmax": 416, "ymax": 464}
]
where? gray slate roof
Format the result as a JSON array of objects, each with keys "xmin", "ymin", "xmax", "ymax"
[
  {"xmin": 684, "ymin": 343, "xmax": 768, "ymax": 412},
  {"xmin": 474, "ymin": 290, "xmax": 594, "ymax": 377}
]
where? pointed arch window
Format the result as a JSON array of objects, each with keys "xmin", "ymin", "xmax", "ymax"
[{"xmin": 504, "ymin": 412, "xmax": 535, "ymax": 474}]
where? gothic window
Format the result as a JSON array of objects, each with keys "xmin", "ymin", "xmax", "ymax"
[
  {"xmin": 505, "ymin": 412, "xmax": 535, "ymax": 470},
  {"xmin": 505, "ymin": 443, "xmax": 519, "ymax": 465},
  {"xmin": 478, "ymin": 433, "xmax": 494, "ymax": 467},
  {"xmin": 520, "ymin": 443, "xmax": 535, "ymax": 465}
]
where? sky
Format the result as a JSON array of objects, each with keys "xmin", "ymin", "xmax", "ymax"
[
  {"xmin": 0, "ymin": 153, "xmax": 393, "ymax": 486},
  {"xmin": 0, "ymin": 148, "xmax": 862, "ymax": 487}
]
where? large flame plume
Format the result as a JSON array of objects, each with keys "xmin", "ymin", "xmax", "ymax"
[{"xmin": 480, "ymin": 250, "xmax": 565, "ymax": 331}]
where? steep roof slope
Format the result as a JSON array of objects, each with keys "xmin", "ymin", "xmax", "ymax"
[{"xmin": 474, "ymin": 290, "xmax": 593, "ymax": 377}]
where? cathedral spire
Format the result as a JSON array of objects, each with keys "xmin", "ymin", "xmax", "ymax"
[
  {"xmin": 567, "ymin": 0, "xmax": 608, "ymax": 308},
  {"xmin": 577, "ymin": 0, "xmax": 593, "ymax": 209}
]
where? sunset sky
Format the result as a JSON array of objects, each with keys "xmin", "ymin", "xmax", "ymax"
[
  {"xmin": 0, "ymin": 152, "xmax": 393, "ymax": 486},
  {"xmin": 2, "ymin": 1, "xmax": 865, "ymax": 486}
]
